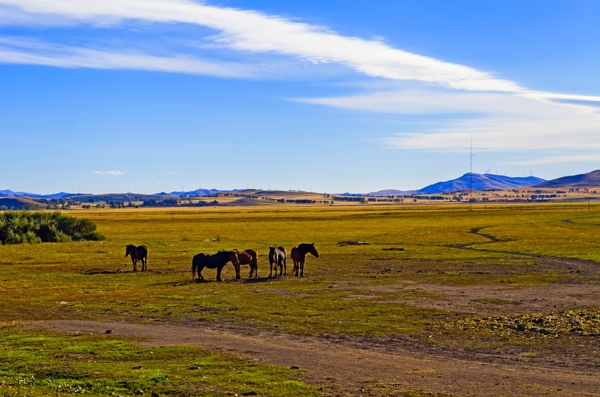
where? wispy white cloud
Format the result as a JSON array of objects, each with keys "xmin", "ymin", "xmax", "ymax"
[
  {"xmin": 511, "ymin": 155, "xmax": 600, "ymax": 166},
  {"xmin": 1, "ymin": 0, "xmax": 598, "ymax": 155},
  {"xmin": 0, "ymin": 0, "xmax": 520, "ymax": 92},
  {"xmin": 300, "ymin": 86, "xmax": 600, "ymax": 152},
  {"xmin": 296, "ymin": 89, "xmax": 553, "ymax": 115},
  {"xmin": 383, "ymin": 111, "xmax": 600, "ymax": 151},
  {"xmin": 0, "ymin": 37, "xmax": 255, "ymax": 77},
  {"xmin": 299, "ymin": 88, "xmax": 600, "ymax": 115},
  {"xmin": 93, "ymin": 170, "xmax": 123, "ymax": 176}
]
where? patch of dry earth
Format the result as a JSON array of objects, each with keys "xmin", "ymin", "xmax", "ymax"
[{"xmin": 30, "ymin": 320, "xmax": 600, "ymax": 397}]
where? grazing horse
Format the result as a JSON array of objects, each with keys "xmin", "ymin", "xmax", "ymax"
[
  {"xmin": 234, "ymin": 249, "xmax": 259, "ymax": 278},
  {"xmin": 192, "ymin": 251, "xmax": 240, "ymax": 282},
  {"xmin": 268, "ymin": 246, "xmax": 287, "ymax": 277},
  {"xmin": 125, "ymin": 244, "xmax": 148, "ymax": 272},
  {"xmin": 290, "ymin": 243, "xmax": 318, "ymax": 277}
]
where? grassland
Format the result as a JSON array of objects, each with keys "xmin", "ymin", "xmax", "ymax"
[{"xmin": 1, "ymin": 202, "xmax": 599, "ymax": 396}]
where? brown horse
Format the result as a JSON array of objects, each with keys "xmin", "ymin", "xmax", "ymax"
[
  {"xmin": 234, "ymin": 249, "xmax": 258, "ymax": 278},
  {"xmin": 192, "ymin": 250, "xmax": 240, "ymax": 282},
  {"xmin": 290, "ymin": 243, "xmax": 318, "ymax": 277},
  {"xmin": 125, "ymin": 244, "xmax": 148, "ymax": 272}
]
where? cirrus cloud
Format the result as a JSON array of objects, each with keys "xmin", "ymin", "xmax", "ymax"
[
  {"xmin": 93, "ymin": 170, "xmax": 123, "ymax": 176},
  {"xmin": 0, "ymin": 0, "xmax": 520, "ymax": 92}
]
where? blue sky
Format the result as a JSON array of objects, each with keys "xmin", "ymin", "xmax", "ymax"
[{"xmin": 1, "ymin": 0, "xmax": 599, "ymax": 194}]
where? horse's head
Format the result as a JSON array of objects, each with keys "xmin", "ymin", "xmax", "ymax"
[
  {"xmin": 269, "ymin": 246, "xmax": 276, "ymax": 255},
  {"xmin": 309, "ymin": 243, "xmax": 319, "ymax": 258},
  {"xmin": 125, "ymin": 244, "xmax": 135, "ymax": 257}
]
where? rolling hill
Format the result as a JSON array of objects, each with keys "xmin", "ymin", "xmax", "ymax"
[
  {"xmin": 0, "ymin": 198, "xmax": 46, "ymax": 210},
  {"xmin": 535, "ymin": 170, "xmax": 600, "ymax": 188},
  {"xmin": 417, "ymin": 173, "xmax": 546, "ymax": 194}
]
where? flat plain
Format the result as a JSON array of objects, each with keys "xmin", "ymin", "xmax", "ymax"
[{"xmin": 1, "ymin": 202, "xmax": 599, "ymax": 396}]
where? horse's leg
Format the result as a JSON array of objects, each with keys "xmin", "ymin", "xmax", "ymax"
[
  {"xmin": 142, "ymin": 257, "xmax": 147, "ymax": 271},
  {"xmin": 300, "ymin": 260, "xmax": 304, "ymax": 277},
  {"xmin": 132, "ymin": 258, "xmax": 137, "ymax": 272},
  {"xmin": 235, "ymin": 263, "xmax": 241, "ymax": 280},
  {"xmin": 216, "ymin": 266, "xmax": 222, "ymax": 282},
  {"xmin": 283, "ymin": 258, "xmax": 287, "ymax": 277},
  {"xmin": 198, "ymin": 265, "xmax": 205, "ymax": 281}
]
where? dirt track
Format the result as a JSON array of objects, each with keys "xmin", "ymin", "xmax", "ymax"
[{"xmin": 32, "ymin": 319, "xmax": 600, "ymax": 397}]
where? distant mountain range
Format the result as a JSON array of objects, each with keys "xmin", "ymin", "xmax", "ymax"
[
  {"xmin": 2, "ymin": 170, "xmax": 599, "ymax": 200},
  {"xmin": 0, "ymin": 189, "xmax": 226, "ymax": 200},
  {"xmin": 368, "ymin": 173, "xmax": 546, "ymax": 195},
  {"xmin": 0, "ymin": 190, "xmax": 78, "ymax": 199}
]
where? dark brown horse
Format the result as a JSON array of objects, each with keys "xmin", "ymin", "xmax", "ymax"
[
  {"xmin": 125, "ymin": 244, "xmax": 148, "ymax": 272},
  {"xmin": 290, "ymin": 243, "xmax": 318, "ymax": 277},
  {"xmin": 234, "ymin": 249, "xmax": 258, "ymax": 278},
  {"xmin": 268, "ymin": 246, "xmax": 287, "ymax": 277},
  {"xmin": 192, "ymin": 250, "xmax": 240, "ymax": 282}
]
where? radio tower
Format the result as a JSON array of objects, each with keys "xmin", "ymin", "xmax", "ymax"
[{"xmin": 469, "ymin": 135, "xmax": 474, "ymax": 210}]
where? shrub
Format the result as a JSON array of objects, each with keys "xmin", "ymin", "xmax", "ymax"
[{"xmin": 0, "ymin": 211, "xmax": 105, "ymax": 245}]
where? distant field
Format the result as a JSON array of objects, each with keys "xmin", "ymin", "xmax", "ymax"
[{"xmin": 1, "ymin": 202, "xmax": 599, "ymax": 396}]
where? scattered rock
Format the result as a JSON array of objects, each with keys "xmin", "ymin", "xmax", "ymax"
[
  {"xmin": 151, "ymin": 393, "xmax": 159, "ymax": 397},
  {"xmin": 290, "ymin": 365, "xmax": 300, "ymax": 370},
  {"xmin": 135, "ymin": 390, "xmax": 144, "ymax": 395},
  {"xmin": 105, "ymin": 330, "xmax": 112, "ymax": 334},
  {"xmin": 132, "ymin": 365, "xmax": 142, "ymax": 370},
  {"xmin": 188, "ymin": 365, "xmax": 200, "ymax": 370},
  {"xmin": 337, "ymin": 241, "xmax": 370, "ymax": 246},
  {"xmin": 382, "ymin": 247, "xmax": 405, "ymax": 251},
  {"xmin": 243, "ymin": 391, "xmax": 258, "ymax": 396}
]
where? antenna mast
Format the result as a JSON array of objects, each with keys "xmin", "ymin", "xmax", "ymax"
[
  {"xmin": 470, "ymin": 135, "xmax": 472, "ymax": 200},
  {"xmin": 469, "ymin": 135, "xmax": 475, "ymax": 210}
]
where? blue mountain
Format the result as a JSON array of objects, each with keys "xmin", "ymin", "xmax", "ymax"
[{"xmin": 418, "ymin": 173, "xmax": 546, "ymax": 194}]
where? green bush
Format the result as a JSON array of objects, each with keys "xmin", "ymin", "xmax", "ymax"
[{"xmin": 0, "ymin": 211, "xmax": 105, "ymax": 244}]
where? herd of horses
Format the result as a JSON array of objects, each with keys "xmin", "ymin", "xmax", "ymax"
[{"xmin": 125, "ymin": 243, "xmax": 319, "ymax": 281}]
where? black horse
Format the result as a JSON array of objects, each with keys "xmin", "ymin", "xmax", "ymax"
[
  {"xmin": 290, "ymin": 243, "xmax": 318, "ymax": 277},
  {"xmin": 192, "ymin": 251, "xmax": 240, "ymax": 282},
  {"xmin": 268, "ymin": 246, "xmax": 287, "ymax": 277},
  {"xmin": 125, "ymin": 244, "xmax": 148, "ymax": 272}
]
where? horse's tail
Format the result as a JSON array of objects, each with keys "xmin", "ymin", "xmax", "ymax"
[{"xmin": 191, "ymin": 257, "xmax": 197, "ymax": 278}]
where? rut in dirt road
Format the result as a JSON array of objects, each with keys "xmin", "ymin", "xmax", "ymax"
[{"xmin": 32, "ymin": 320, "xmax": 600, "ymax": 397}]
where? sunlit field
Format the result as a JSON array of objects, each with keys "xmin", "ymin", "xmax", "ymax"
[{"xmin": 1, "ymin": 202, "xmax": 599, "ymax": 396}]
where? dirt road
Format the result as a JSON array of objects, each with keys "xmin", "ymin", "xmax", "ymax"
[{"xmin": 32, "ymin": 319, "xmax": 600, "ymax": 397}]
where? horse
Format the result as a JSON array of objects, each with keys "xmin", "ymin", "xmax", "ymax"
[
  {"xmin": 125, "ymin": 244, "xmax": 148, "ymax": 272},
  {"xmin": 268, "ymin": 246, "xmax": 287, "ymax": 277},
  {"xmin": 290, "ymin": 243, "xmax": 318, "ymax": 277},
  {"xmin": 191, "ymin": 250, "xmax": 240, "ymax": 282},
  {"xmin": 234, "ymin": 249, "xmax": 259, "ymax": 278}
]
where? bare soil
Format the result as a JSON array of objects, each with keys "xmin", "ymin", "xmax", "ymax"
[
  {"xmin": 29, "ymin": 251, "xmax": 600, "ymax": 397},
  {"xmin": 32, "ymin": 312, "xmax": 600, "ymax": 397},
  {"xmin": 363, "ymin": 282, "xmax": 600, "ymax": 315}
]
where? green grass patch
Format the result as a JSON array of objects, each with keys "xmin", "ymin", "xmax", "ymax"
[
  {"xmin": 0, "ymin": 326, "xmax": 318, "ymax": 397},
  {"xmin": 0, "ymin": 204, "xmax": 598, "ymax": 342}
]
